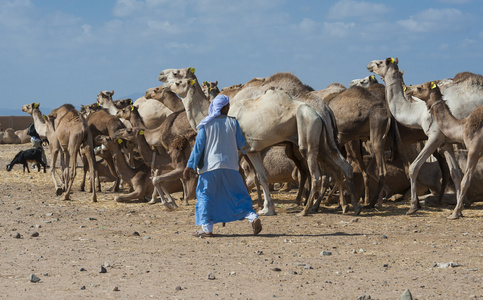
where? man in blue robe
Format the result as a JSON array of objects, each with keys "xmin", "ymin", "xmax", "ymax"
[{"xmin": 183, "ymin": 94, "xmax": 262, "ymax": 237}]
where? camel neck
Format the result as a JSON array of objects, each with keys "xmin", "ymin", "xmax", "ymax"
[
  {"xmin": 31, "ymin": 109, "xmax": 49, "ymax": 137},
  {"xmin": 430, "ymin": 100, "xmax": 465, "ymax": 143},
  {"xmin": 384, "ymin": 68, "xmax": 426, "ymax": 129},
  {"xmin": 182, "ymin": 86, "xmax": 209, "ymax": 131}
]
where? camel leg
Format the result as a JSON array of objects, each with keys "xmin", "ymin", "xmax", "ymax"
[
  {"xmin": 310, "ymin": 174, "xmax": 329, "ymax": 213},
  {"xmin": 115, "ymin": 187, "xmax": 145, "ymax": 202},
  {"xmin": 448, "ymin": 144, "xmax": 479, "ymax": 219},
  {"xmin": 246, "ymin": 152, "xmax": 276, "ymax": 216},
  {"xmin": 148, "ymin": 169, "xmax": 160, "ymax": 204},
  {"xmin": 299, "ymin": 157, "xmax": 322, "ymax": 216},
  {"xmin": 151, "ymin": 168, "xmax": 184, "ymax": 208},
  {"xmin": 285, "ymin": 144, "xmax": 310, "ymax": 206},
  {"xmin": 49, "ymin": 148, "xmax": 63, "ymax": 196},
  {"xmin": 407, "ymin": 136, "xmax": 442, "ymax": 214},
  {"xmin": 83, "ymin": 138, "xmax": 98, "ymax": 202},
  {"xmin": 440, "ymin": 143, "xmax": 463, "ymax": 209},
  {"xmin": 254, "ymin": 175, "xmax": 263, "ymax": 209},
  {"xmin": 345, "ymin": 141, "xmax": 370, "ymax": 205}
]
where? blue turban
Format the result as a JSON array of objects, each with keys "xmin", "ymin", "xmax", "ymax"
[{"xmin": 197, "ymin": 94, "xmax": 230, "ymax": 128}]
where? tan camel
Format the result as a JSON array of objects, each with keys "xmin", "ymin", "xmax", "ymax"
[
  {"xmin": 367, "ymin": 57, "xmax": 466, "ymax": 215},
  {"xmin": 114, "ymin": 127, "xmax": 197, "ymax": 207},
  {"xmin": 349, "ymin": 75, "xmax": 378, "ymax": 88},
  {"xmin": 22, "ymin": 103, "xmax": 66, "ymax": 195},
  {"xmin": 95, "ymin": 135, "xmax": 155, "ymax": 203},
  {"xmin": 406, "ymin": 81, "xmax": 483, "ymax": 219},
  {"xmin": 46, "ymin": 104, "xmax": 97, "ymax": 202},
  {"xmin": 0, "ymin": 128, "xmax": 21, "ymax": 144},
  {"xmin": 85, "ymin": 108, "xmax": 126, "ymax": 192},
  {"xmin": 161, "ymin": 74, "xmax": 360, "ymax": 217},
  {"xmin": 15, "ymin": 128, "xmax": 30, "ymax": 144},
  {"xmin": 144, "ymin": 87, "xmax": 185, "ymax": 113}
]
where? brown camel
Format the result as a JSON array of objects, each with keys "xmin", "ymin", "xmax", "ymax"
[
  {"xmin": 114, "ymin": 127, "xmax": 197, "ymax": 207},
  {"xmin": 95, "ymin": 135, "xmax": 154, "ymax": 203},
  {"xmin": 201, "ymin": 81, "xmax": 220, "ymax": 100},
  {"xmin": 46, "ymin": 104, "xmax": 97, "ymax": 202},
  {"xmin": 406, "ymin": 81, "xmax": 483, "ymax": 219},
  {"xmin": 0, "ymin": 128, "xmax": 21, "ymax": 144}
]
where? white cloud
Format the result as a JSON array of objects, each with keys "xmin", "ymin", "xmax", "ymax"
[
  {"xmin": 328, "ymin": 0, "xmax": 390, "ymax": 20},
  {"xmin": 323, "ymin": 22, "xmax": 356, "ymax": 38},
  {"xmin": 397, "ymin": 8, "xmax": 466, "ymax": 33}
]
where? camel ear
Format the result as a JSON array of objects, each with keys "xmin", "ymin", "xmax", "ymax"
[
  {"xmin": 189, "ymin": 79, "xmax": 196, "ymax": 86},
  {"xmin": 215, "ymin": 80, "xmax": 218, "ymax": 85},
  {"xmin": 130, "ymin": 105, "xmax": 134, "ymax": 111},
  {"xmin": 387, "ymin": 57, "xmax": 395, "ymax": 64},
  {"xmin": 430, "ymin": 82, "xmax": 437, "ymax": 89},
  {"xmin": 202, "ymin": 81, "xmax": 207, "ymax": 86},
  {"xmin": 189, "ymin": 67, "xmax": 195, "ymax": 74},
  {"xmin": 42, "ymin": 114, "xmax": 47, "ymax": 120},
  {"xmin": 139, "ymin": 129, "xmax": 144, "ymax": 136},
  {"xmin": 34, "ymin": 103, "xmax": 39, "ymax": 108},
  {"xmin": 111, "ymin": 90, "xmax": 114, "ymax": 96},
  {"xmin": 370, "ymin": 75, "xmax": 375, "ymax": 81},
  {"xmin": 129, "ymin": 99, "xmax": 133, "ymax": 104},
  {"xmin": 402, "ymin": 85, "xmax": 407, "ymax": 92}
]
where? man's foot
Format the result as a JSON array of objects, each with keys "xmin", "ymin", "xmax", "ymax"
[
  {"xmin": 251, "ymin": 218, "xmax": 262, "ymax": 235},
  {"xmin": 192, "ymin": 231, "xmax": 214, "ymax": 238}
]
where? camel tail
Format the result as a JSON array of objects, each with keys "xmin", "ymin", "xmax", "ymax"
[{"xmin": 386, "ymin": 116, "xmax": 405, "ymax": 162}]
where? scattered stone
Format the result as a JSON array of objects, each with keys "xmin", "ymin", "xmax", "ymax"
[
  {"xmin": 208, "ymin": 273, "xmax": 216, "ymax": 280},
  {"xmin": 272, "ymin": 267, "xmax": 282, "ymax": 272},
  {"xmin": 381, "ymin": 235, "xmax": 388, "ymax": 239},
  {"xmin": 175, "ymin": 286, "xmax": 182, "ymax": 291},
  {"xmin": 256, "ymin": 250, "xmax": 263, "ymax": 255},
  {"xmin": 143, "ymin": 236, "xmax": 151, "ymax": 240},
  {"xmin": 103, "ymin": 262, "xmax": 111, "ymax": 268},
  {"xmin": 132, "ymin": 231, "xmax": 140, "ymax": 236},
  {"xmin": 399, "ymin": 289, "xmax": 413, "ymax": 300},
  {"xmin": 29, "ymin": 274, "xmax": 41, "ymax": 283},
  {"xmin": 85, "ymin": 217, "xmax": 97, "ymax": 221},
  {"xmin": 359, "ymin": 248, "xmax": 366, "ymax": 253},
  {"xmin": 80, "ymin": 286, "xmax": 86, "ymax": 290},
  {"xmin": 12, "ymin": 232, "xmax": 21, "ymax": 239},
  {"xmin": 31, "ymin": 232, "xmax": 39, "ymax": 238},
  {"xmin": 320, "ymin": 251, "xmax": 332, "ymax": 256},
  {"xmin": 45, "ymin": 213, "xmax": 53, "ymax": 216},
  {"xmin": 435, "ymin": 262, "xmax": 460, "ymax": 268},
  {"xmin": 295, "ymin": 263, "xmax": 305, "ymax": 266},
  {"xmin": 304, "ymin": 265, "xmax": 313, "ymax": 270},
  {"xmin": 289, "ymin": 271, "xmax": 298, "ymax": 275},
  {"xmin": 229, "ymin": 271, "xmax": 236, "ymax": 275},
  {"xmin": 100, "ymin": 266, "xmax": 107, "ymax": 273},
  {"xmin": 357, "ymin": 295, "xmax": 371, "ymax": 300},
  {"xmin": 383, "ymin": 264, "xmax": 389, "ymax": 268},
  {"xmin": 113, "ymin": 286, "xmax": 120, "ymax": 291}
]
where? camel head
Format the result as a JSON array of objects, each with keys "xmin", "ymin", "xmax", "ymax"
[
  {"xmin": 162, "ymin": 79, "xmax": 197, "ymax": 98},
  {"xmin": 158, "ymin": 67, "xmax": 196, "ymax": 83},
  {"xmin": 145, "ymin": 86, "xmax": 162, "ymax": 100},
  {"xmin": 367, "ymin": 57, "xmax": 399, "ymax": 77},
  {"xmin": 405, "ymin": 82, "xmax": 442, "ymax": 109},
  {"xmin": 80, "ymin": 103, "xmax": 101, "ymax": 117},
  {"xmin": 349, "ymin": 75, "xmax": 378, "ymax": 88},
  {"xmin": 116, "ymin": 105, "xmax": 137, "ymax": 120},
  {"xmin": 201, "ymin": 81, "xmax": 220, "ymax": 100},
  {"xmin": 21, "ymin": 103, "xmax": 40, "ymax": 115},
  {"xmin": 113, "ymin": 127, "xmax": 137, "ymax": 141},
  {"xmin": 114, "ymin": 98, "xmax": 133, "ymax": 109},
  {"xmin": 96, "ymin": 90, "xmax": 114, "ymax": 107}
]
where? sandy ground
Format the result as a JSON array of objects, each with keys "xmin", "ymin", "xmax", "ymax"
[{"xmin": 0, "ymin": 143, "xmax": 482, "ymax": 300}]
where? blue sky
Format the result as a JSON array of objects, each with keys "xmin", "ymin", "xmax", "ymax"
[{"xmin": 1, "ymin": 0, "xmax": 483, "ymax": 115}]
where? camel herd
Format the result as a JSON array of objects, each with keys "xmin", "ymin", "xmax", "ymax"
[{"xmin": 4, "ymin": 57, "xmax": 483, "ymax": 219}]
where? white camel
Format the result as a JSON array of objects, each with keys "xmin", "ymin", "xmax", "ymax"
[
  {"xmin": 366, "ymin": 58, "xmax": 482, "ymax": 215},
  {"xmin": 160, "ymin": 75, "xmax": 360, "ymax": 216}
]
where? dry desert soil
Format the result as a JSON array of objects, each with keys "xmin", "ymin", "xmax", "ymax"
[{"xmin": 1, "ymin": 143, "xmax": 482, "ymax": 300}]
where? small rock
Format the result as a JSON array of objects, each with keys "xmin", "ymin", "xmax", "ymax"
[
  {"xmin": 381, "ymin": 235, "xmax": 388, "ymax": 239},
  {"xmin": 103, "ymin": 262, "xmax": 111, "ymax": 268},
  {"xmin": 304, "ymin": 265, "xmax": 313, "ymax": 270},
  {"xmin": 113, "ymin": 286, "xmax": 120, "ymax": 292},
  {"xmin": 80, "ymin": 286, "xmax": 86, "ymax": 290},
  {"xmin": 399, "ymin": 289, "xmax": 413, "ymax": 300},
  {"xmin": 100, "ymin": 266, "xmax": 107, "ymax": 273},
  {"xmin": 208, "ymin": 273, "xmax": 216, "ymax": 280},
  {"xmin": 320, "ymin": 251, "xmax": 332, "ymax": 256},
  {"xmin": 45, "ymin": 213, "xmax": 53, "ymax": 216},
  {"xmin": 85, "ymin": 217, "xmax": 97, "ymax": 221},
  {"xmin": 229, "ymin": 271, "xmax": 236, "ymax": 275},
  {"xmin": 29, "ymin": 274, "xmax": 41, "ymax": 283},
  {"xmin": 80, "ymin": 268, "xmax": 86, "ymax": 272},
  {"xmin": 132, "ymin": 231, "xmax": 140, "ymax": 236},
  {"xmin": 175, "ymin": 286, "xmax": 182, "ymax": 291},
  {"xmin": 31, "ymin": 232, "xmax": 39, "ymax": 238},
  {"xmin": 12, "ymin": 232, "xmax": 21, "ymax": 239},
  {"xmin": 357, "ymin": 295, "xmax": 371, "ymax": 300},
  {"xmin": 383, "ymin": 264, "xmax": 389, "ymax": 268},
  {"xmin": 435, "ymin": 262, "xmax": 460, "ymax": 268},
  {"xmin": 256, "ymin": 250, "xmax": 263, "ymax": 255},
  {"xmin": 272, "ymin": 267, "xmax": 282, "ymax": 272}
]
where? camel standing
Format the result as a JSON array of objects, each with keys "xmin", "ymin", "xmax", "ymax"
[
  {"xmin": 47, "ymin": 104, "xmax": 97, "ymax": 202},
  {"xmin": 160, "ymin": 74, "xmax": 360, "ymax": 217},
  {"xmin": 22, "ymin": 103, "xmax": 66, "ymax": 195},
  {"xmin": 367, "ymin": 57, "xmax": 465, "ymax": 215},
  {"xmin": 406, "ymin": 81, "xmax": 483, "ymax": 219}
]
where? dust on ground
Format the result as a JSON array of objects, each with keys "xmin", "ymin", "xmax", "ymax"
[{"xmin": 1, "ymin": 143, "xmax": 482, "ymax": 299}]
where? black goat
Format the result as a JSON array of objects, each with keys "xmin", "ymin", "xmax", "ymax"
[{"xmin": 6, "ymin": 147, "xmax": 46, "ymax": 173}]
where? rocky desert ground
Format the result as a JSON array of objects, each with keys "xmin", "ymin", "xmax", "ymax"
[{"xmin": 1, "ymin": 143, "xmax": 482, "ymax": 299}]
